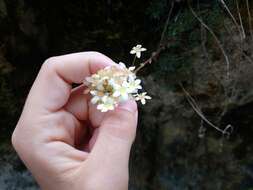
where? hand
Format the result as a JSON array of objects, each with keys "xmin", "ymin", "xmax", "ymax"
[{"xmin": 11, "ymin": 52, "xmax": 138, "ymax": 190}]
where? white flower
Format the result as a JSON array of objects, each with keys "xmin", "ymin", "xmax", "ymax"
[
  {"xmin": 119, "ymin": 62, "xmax": 135, "ymax": 72},
  {"xmin": 97, "ymin": 96, "xmax": 115, "ymax": 112},
  {"xmin": 91, "ymin": 96, "xmax": 100, "ymax": 104},
  {"xmin": 84, "ymin": 61, "xmax": 151, "ymax": 112},
  {"xmin": 130, "ymin": 44, "xmax": 147, "ymax": 58},
  {"xmin": 90, "ymin": 90, "xmax": 104, "ymax": 104},
  {"xmin": 126, "ymin": 79, "xmax": 142, "ymax": 93},
  {"xmin": 113, "ymin": 82, "xmax": 129, "ymax": 101},
  {"xmin": 118, "ymin": 62, "xmax": 127, "ymax": 69},
  {"xmin": 135, "ymin": 92, "xmax": 151, "ymax": 105},
  {"xmin": 84, "ymin": 75, "xmax": 99, "ymax": 86}
]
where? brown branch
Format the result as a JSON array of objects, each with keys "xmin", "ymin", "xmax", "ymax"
[
  {"xmin": 134, "ymin": 41, "xmax": 169, "ymax": 73},
  {"xmin": 135, "ymin": 38, "xmax": 195, "ymax": 74},
  {"xmin": 134, "ymin": 2, "xmax": 176, "ymax": 74}
]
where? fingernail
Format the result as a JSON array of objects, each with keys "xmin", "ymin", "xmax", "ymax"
[{"xmin": 118, "ymin": 100, "xmax": 137, "ymax": 113}]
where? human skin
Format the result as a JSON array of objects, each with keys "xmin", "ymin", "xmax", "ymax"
[{"xmin": 11, "ymin": 52, "xmax": 138, "ymax": 190}]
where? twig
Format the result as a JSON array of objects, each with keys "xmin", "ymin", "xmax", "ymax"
[
  {"xmin": 219, "ymin": 0, "xmax": 245, "ymax": 40},
  {"xmin": 200, "ymin": 25, "xmax": 209, "ymax": 62},
  {"xmin": 159, "ymin": 1, "xmax": 175, "ymax": 47},
  {"xmin": 200, "ymin": 25, "xmax": 226, "ymax": 92},
  {"xmin": 246, "ymin": 0, "xmax": 253, "ymax": 39},
  {"xmin": 134, "ymin": 2, "xmax": 175, "ymax": 73},
  {"xmin": 188, "ymin": 1, "xmax": 231, "ymax": 79},
  {"xmin": 235, "ymin": 0, "xmax": 246, "ymax": 39},
  {"xmin": 180, "ymin": 83, "xmax": 233, "ymax": 136},
  {"xmin": 223, "ymin": 20, "xmax": 253, "ymax": 64},
  {"xmin": 134, "ymin": 42, "xmax": 168, "ymax": 73},
  {"xmin": 132, "ymin": 55, "xmax": 137, "ymax": 66}
]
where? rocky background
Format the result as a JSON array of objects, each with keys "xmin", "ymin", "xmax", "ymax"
[{"xmin": 0, "ymin": 0, "xmax": 253, "ymax": 189}]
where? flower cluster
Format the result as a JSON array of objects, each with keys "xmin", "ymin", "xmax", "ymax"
[{"xmin": 84, "ymin": 45, "xmax": 151, "ymax": 112}]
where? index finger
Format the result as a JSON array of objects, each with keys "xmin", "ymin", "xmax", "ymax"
[{"xmin": 25, "ymin": 52, "xmax": 115, "ymax": 112}]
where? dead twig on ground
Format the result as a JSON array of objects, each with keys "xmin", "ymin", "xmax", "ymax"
[{"xmin": 180, "ymin": 83, "xmax": 233, "ymax": 136}]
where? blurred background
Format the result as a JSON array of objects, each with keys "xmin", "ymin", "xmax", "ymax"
[{"xmin": 0, "ymin": 0, "xmax": 253, "ymax": 189}]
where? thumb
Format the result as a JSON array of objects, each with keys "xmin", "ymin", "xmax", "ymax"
[{"xmin": 85, "ymin": 100, "xmax": 138, "ymax": 174}]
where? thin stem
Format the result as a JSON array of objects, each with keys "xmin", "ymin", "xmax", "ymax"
[
  {"xmin": 235, "ymin": 0, "xmax": 246, "ymax": 39},
  {"xmin": 223, "ymin": 20, "xmax": 253, "ymax": 64},
  {"xmin": 188, "ymin": 1, "xmax": 230, "ymax": 79},
  {"xmin": 219, "ymin": 0, "xmax": 244, "ymax": 40},
  {"xmin": 180, "ymin": 83, "xmax": 232, "ymax": 136},
  {"xmin": 132, "ymin": 55, "xmax": 137, "ymax": 66},
  {"xmin": 159, "ymin": 1, "xmax": 175, "ymax": 47},
  {"xmin": 246, "ymin": 0, "xmax": 253, "ymax": 39},
  {"xmin": 134, "ymin": 44, "xmax": 166, "ymax": 73},
  {"xmin": 133, "ymin": 1, "xmax": 175, "ymax": 73}
]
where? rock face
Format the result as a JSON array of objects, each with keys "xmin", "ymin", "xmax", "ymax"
[
  {"xmin": 0, "ymin": 1, "xmax": 253, "ymax": 189},
  {"xmin": 0, "ymin": 145, "xmax": 38, "ymax": 190}
]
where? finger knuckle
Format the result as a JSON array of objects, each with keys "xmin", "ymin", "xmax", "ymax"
[{"xmin": 41, "ymin": 56, "xmax": 59, "ymax": 72}]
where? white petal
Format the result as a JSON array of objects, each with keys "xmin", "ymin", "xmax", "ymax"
[
  {"xmin": 97, "ymin": 104, "xmax": 103, "ymax": 110},
  {"xmin": 113, "ymin": 91, "xmax": 121, "ymax": 97},
  {"xmin": 130, "ymin": 50, "xmax": 136, "ymax": 54},
  {"xmin": 102, "ymin": 96, "xmax": 108, "ymax": 102},
  {"xmin": 93, "ymin": 74, "xmax": 100, "ymax": 79},
  {"xmin": 135, "ymin": 97, "xmax": 140, "ymax": 101},
  {"xmin": 136, "ymin": 44, "xmax": 142, "ymax": 48},
  {"xmin": 91, "ymin": 96, "xmax": 100, "ymax": 104},
  {"xmin": 128, "ymin": 66, "xmax": 135, "ymax": 71},
  {"xmin": 97, "ymin": 84, "xmax": 104, "ymax": 91},
  {"xmin": 90, "ymin": 90, "xmax": 97, "ymax": 95},
  {"xmin": 135, "ymin": 79, "xmax": 141, "ymax": 85},
  {"xmin": 102, "ymin": 76, "xmax": 109, "ymax": 80},
  {"xmin": 141, "ymin": 48, "xmax": 147, "ymax": 51},
  {"xmin": 137, "ymin": 85, "xmax": 142, "ymax": 89},
  {"xmin": 113, "ymin": 83, "xmax": 121, "ymax": 90},
  {"xmin": 122, "ymin": 93, "xmax": 129, "ymax": 100},
  {"xmin": 145, "ymin": 95, "xmax": 152, "ymax": 100},
  {"xmin": 136, "ymin": 52, "xmax": 141, "ymax": 58},
  {"xmin": 108, "ymin": 78, "xmax": 115, "ymax": 86},
  {"xmin": 119, "ymin": 93, "xmax": 129, "ymax": 102},
  {"xmin": 107, "ymin": 105, "xmax": 115, "ymax": 110},
  {"xmin": 101, "ymin": 108, "xmax": 108, "ymax": 112},
  {"xmin": 141, "ymin": 99, "xmax": 146, "ymax": 105},
  {"xmin": 119, "ymin": 62, "xmax": 126, "ymax": 68},
  {"xmin": 122, "ymin": 81, "xmax": 129, "ymax": 88}
]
